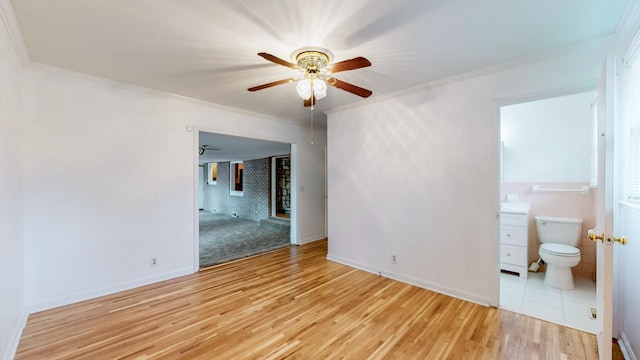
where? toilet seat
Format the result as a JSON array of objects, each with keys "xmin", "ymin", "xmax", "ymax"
[{"xmin": 540, "ymin": 243, "xmax": 580, "ymax": 256}]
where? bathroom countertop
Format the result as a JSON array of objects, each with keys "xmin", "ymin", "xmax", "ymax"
[{"xmin": 500, "ymin": 202, "xmax": 530, "ymax": 215}]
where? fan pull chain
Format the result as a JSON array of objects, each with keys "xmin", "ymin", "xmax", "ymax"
[
  {"xmin": 310, "ymin": 100, "xmax": 315, "ymax": 145},
  {"xmin": 309, "ymin": 88, "xmax": 315, "ymax": 145}
]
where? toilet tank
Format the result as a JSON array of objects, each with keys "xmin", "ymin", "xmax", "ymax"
[{"xmin": 535, "ymin": 216, "xmax": 583, "ymax": 247}]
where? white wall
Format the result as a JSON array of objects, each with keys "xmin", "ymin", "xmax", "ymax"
[
  {"xmin": 618, "ymin": 204, "xmax": 640, "ymax": 359},
  {"xmin": 327, "ymin": 41, "xmax": 617, "ymax": 306},
  {"xmin": 0, "ymin": 9, "xmax": 25, "ymax": 360},
  {"xmin": 20, "ymin": 64, "xmax": 326, "ymax": 312},
  {"xmin": 501, "ymin": 91, "xmax": 595, "ymax": 182},
  {"xmin": 616, "ymin": 19, "xmax": 640, "ymax": 360},
  {"xmin": 295, "ymin": 137, "xmax": 327, "ymax": 244}
]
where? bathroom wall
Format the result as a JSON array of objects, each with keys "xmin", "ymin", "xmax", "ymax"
[
  {"xmin": 501, "ymin": 182, "xmax": 596, "ymax": 279},
  {"xmin": 500, "ymin": 91, "xmax": 596, "ymax": 279}
]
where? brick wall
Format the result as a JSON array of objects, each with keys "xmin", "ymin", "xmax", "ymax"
[
  {"xmin": 276, "ymin": 157, "xmax": 291, "ymax": 214},
  {"xmin": 203, "ymin": 158, "xmax": 270, "ymax": 222}
]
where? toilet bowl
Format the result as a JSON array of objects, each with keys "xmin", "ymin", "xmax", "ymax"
[{"xmin": 535, "ymin": 216, "xmax": 583, "ymax": 290}]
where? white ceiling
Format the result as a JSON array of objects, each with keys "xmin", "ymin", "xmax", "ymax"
[{"xmin": 11, "ymin": 0, "xmax": 633, "ymax": 123}]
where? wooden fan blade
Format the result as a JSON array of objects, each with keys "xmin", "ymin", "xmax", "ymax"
[
  {"xmin": 304, "ymin": 96, "xmax": 316, "ymax": 107},
  {"xmin": 258, "ymin": 52, "xmax": 298, "ymax": 69},
  {"xmin": 327, "ymin": 57, "xmax": 371, "ymax": 73},
  {"xmin": 248, "ymin": 78, "xmax": 296, "ymax": 92},
  {"xmin": 327, "ymin": 77, "xmax": 372, "ymax": 98}
]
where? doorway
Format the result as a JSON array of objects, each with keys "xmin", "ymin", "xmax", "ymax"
[
  {"xmin": 197, "ymin": 132, "xmax": 293, "ymax": 268},
  {"xmin": 498, "ymin": 91, "xmax": 598, "ymax": 333},
  {"xmin": 272, "ymin": 156, "xmax": 292, "ymax": 219}
]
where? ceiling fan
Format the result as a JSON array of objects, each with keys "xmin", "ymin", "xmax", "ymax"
[
  {"xmin": 199, "ymin": 145, "xmax": 221, "ymax": 155},
  {"xmin": 248, "ymin": 46, "xmax": 372, "ymax": 107}
]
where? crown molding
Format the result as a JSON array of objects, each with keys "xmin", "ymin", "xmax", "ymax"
[
  {"xmin": 623, "ymin": 30, "xmax": 640, "ymax": 65},
  {"xmin": 0, "ymin": 0, "xmax": 30, "ymax": 64},
  {"xmin": 327, "ymin": 36, "xmax": 613, "ymax": 116},
  {"xmin": 616, "ymin": 0, "xmax": 640, "ymax": 41},
  {"xmin": 27, "ymin": 61, "xmax": 304, "ymax": 127}
]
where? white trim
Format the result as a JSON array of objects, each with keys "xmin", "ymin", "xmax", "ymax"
[
  {"xmin": 271, "ymin": 157, "xmax": 277, "ymax": 217},
  {"xmin": 620, "ymin": 331, "xmax": 637, "ymax": 360},
  {"xmin": 26, "ymin": 61, "xmax": 302, "ymax": 127},
  {"xmin": 26, "ymin": 268, "xmax": 193, "ymax": 313},
  {"xmin": 0, "ymin": 0, "xmax": 30, "ymax": 64},
  {"xmin": 491, "ymin": 100, "xmax": 502, "ymax": 308},
  {"xmin": 326, "ymin": 254, "xmax": 491, "ymax": 307},
  {"xmin": 326, "ymin": 36, "xmax": 614, "ymax": 116},
  {"xmin": 624, "ymin": 29, "xmax": 640, "ymax": 66},
  {"xmin": 616, "ymin": 0, "xmax": 640, "ymax": 43},
  {"xmin": 2, "ymin": 312, "xmax": 28, "ymax": 360},
  {"xmin": 298, "ymin": 234, "xmax": 326, "ymax": 245},
  {"xmin": 493, "ymin": 84, "xmax": 598, "ymax": 108},
  {"xmin": 493, "ymin": 88, "xmax": 598, "ymax": 312},
  {"xmin": 290, "ymin": 144, "xmax": 298, "ymax": 244},
  {"xmin": 620, "ymin": 199, "xmax": 640, "ymax": 213},
  {"xmin": 193, "ymin": 128, "xmax": 200, "ymax": 272}
]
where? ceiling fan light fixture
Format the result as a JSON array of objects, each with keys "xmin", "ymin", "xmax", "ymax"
[
  {"xmin": 296, "ymin": 79, "xmax": 312, "ymax": 100},
  {"xmin": 249, "ymin": 47, "xmax": 372, "ymax": 107},
  {"xmin": 313, "ymin": 78, "xmax": 327, "ymax": 99}
]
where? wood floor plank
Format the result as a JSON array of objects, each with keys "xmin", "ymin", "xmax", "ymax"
[{"xmin": 16, "ymin": 240, "xmax": 599, "ymax": 359}]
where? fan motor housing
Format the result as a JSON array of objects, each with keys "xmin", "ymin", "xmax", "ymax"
[{"xmin": 291, "ymin": 47, "xmax": 334, "ymax": 72}]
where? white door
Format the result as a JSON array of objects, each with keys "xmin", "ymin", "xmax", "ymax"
[{"xmin": 594, "ymin": 56, "xmax": 627, "ymax": 359}]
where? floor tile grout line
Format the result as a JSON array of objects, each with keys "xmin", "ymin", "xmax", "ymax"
[{"xmin": 500, "ymin": 272, "xmax": 596, "ymax": 333}]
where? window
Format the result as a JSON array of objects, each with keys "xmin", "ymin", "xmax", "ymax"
[
  {"xmin": 230, "ymin": 161, "xmax": 243, "ymax": 196},
  {"xmin": 207, "ymin": 163, "xmax": 217, "ymax": 185}
]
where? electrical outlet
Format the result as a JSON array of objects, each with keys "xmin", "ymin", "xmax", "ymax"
[
  {"xmin": 150, "ymin": 257, "xmax": 157, "ymax": 267},
  {"xmin": 391, "ymin": 255, "xmax": 397, "ymax": 264}
]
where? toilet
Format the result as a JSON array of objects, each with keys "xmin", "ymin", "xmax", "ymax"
[{"xmin": 535, "ymin": 216, "xmax": 583, "ymax": 289}]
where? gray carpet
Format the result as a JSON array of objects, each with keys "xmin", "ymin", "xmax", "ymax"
[{"xmin": 199, "ymin": 211, "xmax": 291, "ymax": 268}]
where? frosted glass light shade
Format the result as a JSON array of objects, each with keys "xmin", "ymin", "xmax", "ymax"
[
  {"xmin": 313, "ymin": 79, "xmax": 327, "ymax": 99},
  {"xmin": 296, "ymin": 79, "xmax": 312, "ymax": 100}
]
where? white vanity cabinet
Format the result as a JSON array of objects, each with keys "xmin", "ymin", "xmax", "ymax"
[{"xmin": 500, "ymin": 205, "xmax": 529, "ymax": 278}]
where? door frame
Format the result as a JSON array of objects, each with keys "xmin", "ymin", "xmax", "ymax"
[
  {"xmin": 492, "ymin": 84, "xmax": 610, "ymax": 302},
  {"xmin": 594, "ymin": 55, "xmax": 620, "ymax": 358},
  {"xmin": 271, "ymin": 155, "xmax": 292, "ymax": 219},
  {"xmin": 192, "ymin": 127, "xmax": 298, "ymax": 271}
]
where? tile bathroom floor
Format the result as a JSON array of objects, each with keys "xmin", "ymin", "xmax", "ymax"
[{"xmin": 500, "ymin": 271, "xmax": 597, "ymax": 334}]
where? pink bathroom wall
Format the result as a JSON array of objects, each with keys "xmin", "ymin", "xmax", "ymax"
[{"xmin": 501, "ymin": 182, "xmax": 596, "ymax": 280}]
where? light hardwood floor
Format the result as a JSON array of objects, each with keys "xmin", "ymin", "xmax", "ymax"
[{"xmin": 17, "ymin": 240, "xmax": 599, "ymax": 359}]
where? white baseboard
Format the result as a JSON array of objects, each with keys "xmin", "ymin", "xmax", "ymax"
[
  {"xmin": 3, "ymin": 312, "xmax": 28, "ymax": 360},
  {"xmin": 298, "ymin": 234, "xmax": 326, "ymax": 245},
  {"xmin": 26, "ymin": 267, "xmax": 193, "ymax": 313},
  {"xmin": 326, "ymin": 253, "xmax": 491, "ymax": 307},
  {"xmin": 620, "ymin": 331, "xmax": 637, "ymax": 360}
]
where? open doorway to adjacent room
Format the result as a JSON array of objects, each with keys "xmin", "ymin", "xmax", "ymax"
[
  {"xmin": 498, "ymin": 91, "xmax": 597, "ymax": 333},
  {"xmin": 198, "ymin": 132, "xmax": 293, "ymax": 269},
  {"xmin": 272, "ymin": 156, "xmax": 292, "ymax": 219}
]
